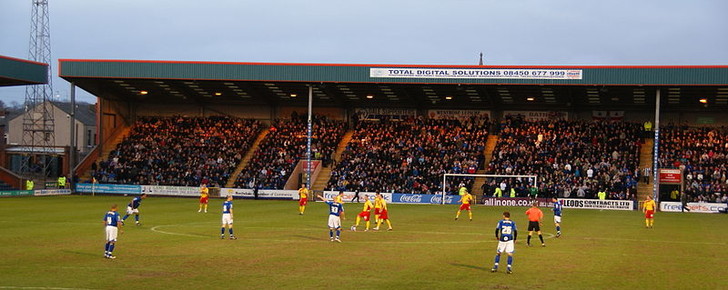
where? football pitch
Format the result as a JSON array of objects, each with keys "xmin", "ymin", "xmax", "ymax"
[{"xmin": 0, "ymin": 196, "xmax": 726, "ymax": 289}]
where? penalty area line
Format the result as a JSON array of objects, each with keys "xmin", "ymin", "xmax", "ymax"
[
  {"xmin": 150, "ymin": 226, "xmax": 490, "ymax": 244},
  {"xmin": 242, "ymin": 238, "xmax": 490, "ymax": 244},
  {"xmin": 150, "ymin": 225, "xmax": 210, "ymax": 238},
  {"xmin": 150, "ymin": 223, "xmax": 557, "ymax": 244}
]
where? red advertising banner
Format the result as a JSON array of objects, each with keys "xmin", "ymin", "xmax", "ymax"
[
  {"xmin": 302, "ymin": 160, "xmax": 321, "ymax": 171},
  {"xmin": 659, "ymin": 169, "xmax": 682, "ymax": 184}
]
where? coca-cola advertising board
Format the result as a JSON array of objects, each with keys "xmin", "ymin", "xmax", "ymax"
[{"xmin": 390, "ymin": 193, "xmax": 460, "ymax": 205}]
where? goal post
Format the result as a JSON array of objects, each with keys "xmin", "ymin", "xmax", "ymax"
[{"xmin": 441, "ymin": 173, "xmax": 538, "ymax": 205}]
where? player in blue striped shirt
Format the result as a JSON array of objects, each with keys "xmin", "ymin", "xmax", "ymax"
[
  {"xmin": 316, "ymin": 194, "xmax": 345, "ymax": 242},
  {"xmin": 492, "ymin": 211, "xmax": 517, "ymax": 274},
  {"xmin": 221, "ymin": 195, "xmax": 236, "ymax": 240},
  {"xmin": 553, "ymin": 197, "xmax": 562, "ymax": 237},
  {"xmin": 103, "ymin": 204, "xmax": 123, "ymax": 259},
  {"xmin": 122, "ymin": 194, "xmax": 147, "ymax": 226}
]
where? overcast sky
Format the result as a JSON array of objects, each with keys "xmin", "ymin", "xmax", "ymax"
[{"xmin": 1, "ymin": 0, "xmax": 727, "ymax": 104}]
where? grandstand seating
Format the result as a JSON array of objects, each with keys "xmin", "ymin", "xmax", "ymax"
[
  {"xmin": 87, "ymin": 112, "xmax": 723, "ymax": 205},
  {"xmin": 94, "ymin": 116, "xmax": 260, "ymax": 187},
  {"xmin": 326, "ymin": 116, "xmax": 490, "ymax": 194},
  {"xmin": 234, "ymin": 115, "xmax": 346, "ymax": 189},
  {"xmin": 487, "ymin": 116, "xmax": 642, "ymax": 199},
  {"xmin": 658, "ymin": 124, "xmax": 728, "ymax": 202}
]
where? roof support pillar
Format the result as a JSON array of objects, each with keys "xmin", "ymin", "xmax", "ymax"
[
  {"xmin": 652, "ymin": 89, "xmax": 660, "ymax": 201},
  {"xmin": 69, "ymin": 82, "xmax": 77, "ymax": 191},
  {"xmin": 306, "ymin": 85, "xmax": 313, "ymax": 190}
]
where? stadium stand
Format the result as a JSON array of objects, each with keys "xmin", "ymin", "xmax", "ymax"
[
  {"xmin": 658, "ymin": 124, "xmax": 728, "ymax": 202},
  {"xmin": 326, "ymin": 116, "xmax": 490, "ymax": 194},
  {"xmin": 94, "ymin": 116, "xmax": 260, "ymax": 187},
  {"xmin": 486, "ymin": 115, "xmax": 642, "ymax": 199},
  {"xmin": 234, "ymin": 114, "xmax": 346, "ymax": 189}
]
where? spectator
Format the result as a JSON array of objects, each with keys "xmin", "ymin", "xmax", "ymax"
[
  {"xmin": 95, "ymin": 116, "xmax": 260, "ymax": 187},
  {"xmin": 488, "ymin": 116, "xmax": 642, "ymax": 199},
  {"xmin": 326, "ymin": 116, "xmax": 490, "ymax": 194},
  {"xmin": 235, "ymin": 114, "xmax": 345, "ymax": 189},
  {"xmin": 659, "ymin": 124, "xmax": 728, "ymax": 202}
]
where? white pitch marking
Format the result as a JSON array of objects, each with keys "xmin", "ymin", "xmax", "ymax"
[
  {"xmin": 242, "ymin": 238, "xmax": 488, "ymax": 244},
  {"xmin": 0, "ymin": 221, "xmax": 97, "ymax": 226},
  {"xmin": 584, "ymin": 237, "xmax": 727, "ymax": 246},
  {"xmin": 243, "ymin": 233, "xmax": 555, "ymax": 245},
  {"xmin": 149, "ymin": 225, "xmax": 208, "ymax": 238},
  {"xmin": 0, "ymin": 287, "xmax": 93, "ymax": 290},
  {"xmin": 150, "ymin": 223, "xmax": 555, "ymax": 244}
]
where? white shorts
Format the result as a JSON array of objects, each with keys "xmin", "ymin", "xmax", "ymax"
[
  {"xmin": 496, "ymin": 240, "xmax": 514, "ymax": 254},
  {"xmin": 222, "ymin": 213, "xmax": 233, "ymax": 225},
  {"xmin": 327, "ymin": 215, "xmax": 341, "ymax": 229},
  {"xmin": 554, "ymin": 215, "xmax": 562, "ymax": 224},
  {"xmin": 105, "ymin": 226, "xmax": 118, "ymax": 242},
  {"xmin": 126, "ymin": 207, "xmax": 139, "ymax": 215}
]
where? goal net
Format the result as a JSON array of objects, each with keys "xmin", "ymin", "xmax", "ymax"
[{"xmin": 441, "ymin": 173, "xmax": 538, "ymax": 205}]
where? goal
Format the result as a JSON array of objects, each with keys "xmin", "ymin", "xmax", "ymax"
[{"xmin": 440, "ymin": 173, "xmax": 538, "ymax": 205}]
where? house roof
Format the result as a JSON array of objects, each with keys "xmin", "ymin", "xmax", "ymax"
[{"xmin": 5, "ymin": 101, "xmax": 96, "ymax": 126}]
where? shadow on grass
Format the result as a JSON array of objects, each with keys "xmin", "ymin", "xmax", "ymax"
[
  {"xmin": 450, "ymin": 263, "xmax": 487, "ymax": 271},
  {"xmin": 303, "ymin": 224, "xmax": 326, "ymax": 229},
  {"xmin": 61, "ymin": 249, "xmax": 99, "ymax": 257},
  {"xmin": 289, "ymin": 234, "xmax": 321, "ymax": 241}
]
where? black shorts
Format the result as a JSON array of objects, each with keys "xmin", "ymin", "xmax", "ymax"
[{"xmin": 528, "ymin": 221, "xmax": 540, "ymax": 231}]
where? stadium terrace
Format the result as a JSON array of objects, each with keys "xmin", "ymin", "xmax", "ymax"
[{"xmin": 49, "ymin": 60, "xmax": 728, "ymax": 204}]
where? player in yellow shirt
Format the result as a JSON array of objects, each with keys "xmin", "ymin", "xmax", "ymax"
[
  {"xmin": 455, "ymin": 190, "xmax": 474, "ymax": 221},
  {"xmin": 198, "ymin": 184, "xmax": 209, "ymax": 213},
  {"xmin": 298, "ymin": 185, "xmax": 309, "ymax": 215},
  {"xmin": 351, "ymin": 194, "xmax": 374, "ymax": 231},
  {"xmin": 643, "ymin": 195, "xmax": 657, "ymax": 228},
  {"xmin": 373, "ymin": 192, "xmax": 384, "ymax": 224},
  {"xmin": 374, "ymin": 192, "xmax": 393, "ymax": 231},
  {"xmin": 334, "ymin": 190, "xmax": 345, "ymax": 204},
  {"xmin": 459, "ymin": 186, "xmax": 468, "ymax": 196}
]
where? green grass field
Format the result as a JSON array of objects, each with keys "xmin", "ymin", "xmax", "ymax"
[{"xmin": 0, "ymin": 195, "xmax": 726, "ymax": 289}]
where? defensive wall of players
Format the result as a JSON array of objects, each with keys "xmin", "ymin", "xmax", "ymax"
[{"xmin": 60, "ymin": 182, "xmax": 728, "ymax": 213}]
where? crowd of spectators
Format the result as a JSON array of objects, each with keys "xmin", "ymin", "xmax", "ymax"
[
  {"xmin": 94, "ymin": 116, "xmax": 260, "ymax": 187},
  {"xmin": 326, "ymin": 116, "xmax": 490, "ymax": 194},
  {"xmin": 234, "ymin": 114, "xmax": 346, "ymax": 189},
  {"xmin": 486, "ymin": 116, "xmax": 642, "ymax": 200},
  {"xmin": 87, "ymin": 110, "xmax": 728, "ymax": 205},
  {"xmin": 658, "ymin": 124, "xmax": 728, "ymax": 202}
]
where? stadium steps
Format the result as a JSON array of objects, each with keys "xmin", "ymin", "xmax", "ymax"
[
  {"xmin": 470, "ymin": 169, "xmax": 488, "ymax": 199},
  {"xmin": 483, "ymin": 135, "xmax": 499, "ymax": 167},
  {"xmin": 468, "ymin": 135, "xmax": 499, "ymax": 199},
  {"xmin": 80, "ymin": 126, "xmax": 133, "ymax": 182},
  {"xmin": 333, "ymin": 130, "xmax": 354, "ymax": 163},
  {"xmin": 311, "ymin": 129, "xmax": 354, "ymax": 192},
  {"xmin": 225, "ymin": 128, "xmax": 269, "ymax": 188},
  {"xmin": 636, "ymin": 138, "xmax": 654, "ymax": 201},
  {"xmin": 312, "ymin": 167, "xmax": 332, "ymax": 192}
]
